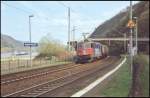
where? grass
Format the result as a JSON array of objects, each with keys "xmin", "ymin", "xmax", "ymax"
[
  {"xmin": 1, "ymin": 47, "xmax": 30, "ymax": 53},
  {"xmin": 99, "ymin": 56, "xmax": 132, "ymax": 97},
  {"xmin": 99, "ymin": 54, "xmax": 149, "ymax": 97},
  {"xmin": 1, "ymin": 47, "xmax": 10, "ymax": 52},
  {"xmin": 133, "ymin": 54, "xmax": 149, "ymax": 97}
]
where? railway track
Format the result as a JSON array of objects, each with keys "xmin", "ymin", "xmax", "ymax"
[
  {"xmin": 1, "ymin": 63, "xmax": 74, "ymax": 82},
  {"xmin": 1, "ymin": 57, "xmax": 110, "ymax": 85},
  {"xmin": 1, "ymin": 63, "xmax": 80, "ymax": 84},
  {"xmin": 2, "ymin": 57, "xmax": 118, "ymax": 97},
  {"xmin": 1, "ymin": 58, "xmax": 110, "ymax": 96}
]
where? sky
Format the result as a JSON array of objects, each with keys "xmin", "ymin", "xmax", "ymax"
[{"xmin": 1, "ymin": 1, "xmax": 139, "ymax": 45}]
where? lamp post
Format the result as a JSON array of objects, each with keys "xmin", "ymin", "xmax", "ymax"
[
  {"xmin": 133, "ymin": 17, "xmax": 138, "ymax": 54},
  {"xmin": 29, "ymin": 15, "xmax": 34, "ymax": 67},
  {"xmin": 68, "ymin": 7, "xmax": 70, "ymax": 51}
]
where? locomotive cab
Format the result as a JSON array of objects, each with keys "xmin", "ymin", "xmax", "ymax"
[
  {"xmin": 74, "ymin": 42, "xmax": 92, "ymax": 63},
  {"xmin": 74, "ymin": 41, "xmax": 103, "ymax": 63}
]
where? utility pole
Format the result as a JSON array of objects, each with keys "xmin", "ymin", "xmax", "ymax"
[
  {"xmin": 133, "ymin": 17, "xmax": 138, "ymax": 54},
  {"xmin": 135, "ymin": 18, "xmax": 138, "ymax": 54},
  {"xmin": 72, "ymin": 26, "xmax": 76, "ymax": 50},
  {"xmin": 72, "ymin": 26, "xmax": 76, "ymax": 41},
  {"xmin": 29, "ymin": 15, "xmax": 34, "ymax": 67},
  {"xmin": 129, "ymin": 1, "xmax": 133, "ymax": 76},
  {"xmin": 68, "ymin": 7, "xmax": 70, "ymax": 51}
]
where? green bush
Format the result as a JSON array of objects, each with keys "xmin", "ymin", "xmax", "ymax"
[{"xmin": 35, "ymin": 34, "xmax": 67, "ymax": 59}]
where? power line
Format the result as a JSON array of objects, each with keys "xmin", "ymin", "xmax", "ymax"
[
  {"xmin": 57, "ymin": 1, "xmax": 78, "ymax": 14},
  {"xmin": 57, "ymin": 1, "xmax": 96, "ymax": 33},
  {"xmin": 57, "ymin": 1, "xmax": 68, "ymax": 8},
  {"xmin": 2, "ymin": 2, "xmax": 55, "ymax": 36},
  {"xmin": 1, "ymin": 2, "xmax": 32, "ymax": 14},
  {"xmin": 2, "ymin": 1, "xmax": 90, "ymax": 38},
  {"xmin": 2, "ymin": 2, "xmax": 53, "ymax": 25},
  {"xmin": 57, "ymin": 1, "xmax": 94, "ymax": 21},
  {"xmin": 17, "ymin": 3, "xmax": 49, "ymax": 20}
]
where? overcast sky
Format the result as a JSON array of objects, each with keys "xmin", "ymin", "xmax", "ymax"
[{"xmin": 1, "ymin": 1, "xmax": 139, "ymax": 45}]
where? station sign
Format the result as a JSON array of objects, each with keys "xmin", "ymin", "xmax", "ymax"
[{"xmin": 24, "ymin": 42, "xmax": 38, "ymax": 47}]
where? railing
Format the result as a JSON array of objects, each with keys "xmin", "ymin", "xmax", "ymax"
[
  {"xmin": 88, "ymin": 38, "xmax": 149, "ymax": 41},
  {"xmin": 1, "ymin": 56, "xmax": 73, "ymax": 75}
]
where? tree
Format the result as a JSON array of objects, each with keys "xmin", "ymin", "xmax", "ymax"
[{"xmin": 36, "ymin": 34, "xmax": 66, "ymax": 59}]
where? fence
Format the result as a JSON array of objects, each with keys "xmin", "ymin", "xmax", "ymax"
[{"xmin": 1, "ymin": 56, "xmax": 73, "ymax": 75}]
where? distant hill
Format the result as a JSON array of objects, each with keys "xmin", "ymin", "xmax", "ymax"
[
  {"xmin": 89, "ymin": 1, "xmax": 149, "ymax": 54},
  {"xmin": 1, "ymin": 34, "xmax": 24, "ymax": 48},
  {"xmin": 1, "ymin": 34, "xmax": 28, "ymax": 52},
  {"xmin": 90, "ymin": 1, "xmax": 149, "ymax": 38},
  {"xmin": 1, "ymin": 34, "xmax": 38, "ymax": 52}
]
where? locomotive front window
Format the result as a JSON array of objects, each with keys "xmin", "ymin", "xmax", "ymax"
[
  {"xmin": 84, "ymin": 43, "xmax": 91, "ymax": 48},
  {"xmin": 77, "ymin": 43, "xmax": 91, "ymax": 49},
  {"xmin": 91, "ymin": 43, "xmax": 94, "ymax": 48},
  {"xmin": 78, "ymin": 43, "xmax": 83, "ymax": 49}
]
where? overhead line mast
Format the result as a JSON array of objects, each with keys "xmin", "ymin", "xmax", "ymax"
[
  {"xmin": 129, "ymin": 1, "xmax": 133, "ymax": 79},
  {"xmin": 68, "ymin": 7, "xmax": 71, "ymax": 51}
]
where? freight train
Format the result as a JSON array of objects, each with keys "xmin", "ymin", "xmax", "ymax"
[{"xmin": 73, "ymin": 41, "xmax": 108, "ymax": 63}]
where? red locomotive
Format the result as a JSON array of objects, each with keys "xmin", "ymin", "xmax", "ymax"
[{"xmin": 73, "ymin": 41, "xmax": 108, "ymax": 63}]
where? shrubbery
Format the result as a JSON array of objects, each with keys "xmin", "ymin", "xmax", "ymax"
[{"xmin": 35, "ymin": 35, "xmax": 67, "ymax": 60}]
